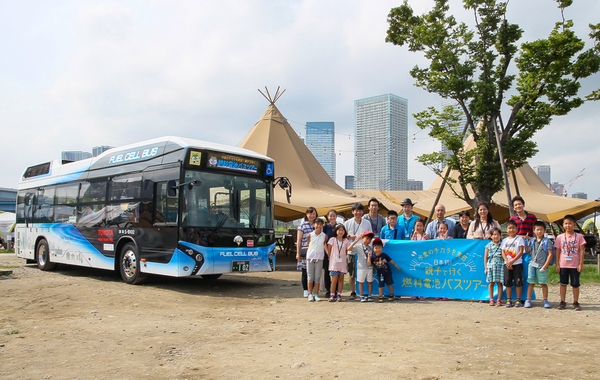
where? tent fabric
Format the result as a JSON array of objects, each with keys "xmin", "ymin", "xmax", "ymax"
[{"xmin": 239, "ymin": 103, "xmax": 375, "ymax": 221}]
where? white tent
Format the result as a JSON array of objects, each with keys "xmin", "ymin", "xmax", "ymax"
[{"xmin": 0, "ymin": 211, "xmax": 16, "ymax": 243}]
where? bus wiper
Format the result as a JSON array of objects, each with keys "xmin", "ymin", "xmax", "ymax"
[
  {"xmin": 211, "ymin": 213, "xmax": 229, "ymax": 235},
  {"xmin": 241, "ymin": 204, "xmax": 261, "ymax": 236}
]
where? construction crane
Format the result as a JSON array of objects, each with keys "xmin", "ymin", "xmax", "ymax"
[{"xmin": 561, "ymin": 168, "xmax": 585, "ymax": 197}]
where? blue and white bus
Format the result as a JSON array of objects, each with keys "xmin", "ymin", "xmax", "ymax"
[{"xmin": 15, "ymin": 136, "xmax": 277, "ymax": 284}]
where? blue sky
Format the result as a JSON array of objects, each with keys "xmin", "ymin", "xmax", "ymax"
[{"xmin": 1, "ymin": 0, "xmax": 599, "ymax": 200}]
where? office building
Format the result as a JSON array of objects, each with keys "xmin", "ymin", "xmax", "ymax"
[
  {"xmin": 407, "ymin": 179, "xmax": 423, "ymax": 191},
  {"xmin": 305, "ymin": 122, "xmax": 336, "ymax": 181},
  {"xmin": 572, "ymin": 192, "xmax": 587, "ymax": 199},
  {"xmin": 533, "ymin": 165, "xmax": 551, "ymax": 185},
  {"xmin": 92, "ymin": 146, "xmax": 114, "ymax": 157},
  {"xmin": 440, "ymin": 99, "xmax": 469, "ymax": 165},
  {"xmin": 0, "ymin": 187, "xmax": 17, "ymax": 212},
  {"xmin": 345, "ymin": 175, "xmax": 354, "ymax": 190},
  {"xmin": 551, "ymin": 182, "xmax": 564, "ymax": 196},
  {"xmin": 61, "ymin": 151, "xmax": 92, "ymax": 162},
  {"xmin": 354, "ymin": 94, "xmax": 408, "ymax": 190}
]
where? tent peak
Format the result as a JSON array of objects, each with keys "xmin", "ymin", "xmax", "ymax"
[{"xmin": 258, "ymin": 86, "xmax": 286, "ymax": 105}]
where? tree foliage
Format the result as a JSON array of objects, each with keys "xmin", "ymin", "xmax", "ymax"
[{"xmin": 386, "ymin": 0, "xmax": 600, "ymax": 208}]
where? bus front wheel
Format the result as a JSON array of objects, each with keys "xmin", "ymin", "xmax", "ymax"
[
  {"xmin": 119, "ymin": 243, "xmax": 147, "ymax": 285},
  {"xmin": 37, "ymin": 239, "xmax": 56, "ymax": 271}
]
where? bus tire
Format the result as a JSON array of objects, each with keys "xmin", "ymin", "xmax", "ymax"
[
  {"xmin": 36, "ymin": 239, "xmax": 56, "ymax": 271},
  {"xmin": 201, "ymin": 274, "xmax": 222, "ymax": 280},
  {"xmin": 119, "ymin": 243, "xmax": 147, "ymax": 285}
]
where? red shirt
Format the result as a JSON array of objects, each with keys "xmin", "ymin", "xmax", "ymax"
[{"xmin": 509, "ymin": 212, "xmax": 537, "ymax": 237}]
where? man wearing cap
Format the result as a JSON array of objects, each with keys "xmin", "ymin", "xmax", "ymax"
[
  {"xmin": 362, "ymin": 198, "xmax": 387, "ymax": 237},
  {"xmin": 399, "ymin": 198, "xmax": 420, "ymax": 239},
  {"xmin": 425, "ymin": 204, "xmax": 456, "ymax": 239}
]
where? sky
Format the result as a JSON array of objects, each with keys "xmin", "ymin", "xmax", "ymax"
[{"xmin": 1, "ymin": 0, "xmax": 599, "ymax": 200}]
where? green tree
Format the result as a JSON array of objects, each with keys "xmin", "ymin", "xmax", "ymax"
[{"xmin": 386, "ymin": 0, "xmax": 600, "ymax": 209}]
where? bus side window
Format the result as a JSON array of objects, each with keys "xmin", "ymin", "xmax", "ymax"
[
  {"xmin": 36, "ymin": 187, "xmax": 55, "ymax": 223},
  {"xmin": 55, "ymin": 184, "xmax": 79, "ymax": 224},
  {"xmin": 156, "ymin": 182, "xmax": 178, "ymax": 224}
]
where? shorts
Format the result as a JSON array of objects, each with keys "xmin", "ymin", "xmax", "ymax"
[
  {"xmin": 527, "ymin": 266, "xmax": 549, "ymax": 285},
  {"xmin": 559, "ymin": 268, "xmax": 581, "ymax": 288},
  {"xmin": 377, "ymin": 270, "xmax": 394, "ymax": 288},
  {"xmin": 357, "ymin": 268, "xmax": 374, "ymax": 283},
  {"xmin": 347, "ymin": 255, "xmax": 356, "ymax": 278},
  {"xmin": 330, "ymin": 271, "xmax": 346, "ymax": 276},
  {"xmin": 306, "ymin": 259, "xmax": 322, "ymax": 284},
  {"xmin": 504, "ymin": 263, "xmax": 523, "ymax": 287}
]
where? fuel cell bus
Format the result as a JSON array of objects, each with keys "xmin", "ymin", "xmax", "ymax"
[{"xmin": 15, "ymin": 136, "xmax": 277, "ymax": 284}]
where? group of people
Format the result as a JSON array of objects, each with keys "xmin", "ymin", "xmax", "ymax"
[{"xmin": 295, "ymin": 196, "xmax": 587, "ymax": 310}]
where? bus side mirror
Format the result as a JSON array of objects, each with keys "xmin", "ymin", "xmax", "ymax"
[{"xmin": 167, "ymin": 180, "xmax": 177, "ymax": 197}]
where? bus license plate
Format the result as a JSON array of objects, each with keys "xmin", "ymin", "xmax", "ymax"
[{"xmin": 232, "ymin": 261, "xmax": 250, "ymax": 272}]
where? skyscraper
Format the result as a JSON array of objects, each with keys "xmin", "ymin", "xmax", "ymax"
[
  {"xmin": 92, "ymin": 145, "xmax": 114, "ymax": 157},
  {"xmin": 533, "ymin": 165, "xmax": 551, "ymax": 185},
  {"xmin": 407, "ymin": 179, "xmax": 423, "ymax": 191},
  {"xmin": 305, "ymin": 122, "xmax": 336, "ymax": 181},
  {"xmin": 440, "ymin": 99, "xmax": 468, "ymax": 165},
  {"xmin": 354, "ymin": 94, "xmax": 408, "ymax": 190},
  {"xmin": 345, "ymin": 175, "xmax": 354, "ymax": 190}
]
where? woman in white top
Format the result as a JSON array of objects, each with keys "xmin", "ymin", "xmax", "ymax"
[{"xmin": 467, "ymin": 201, "xmax": 501, "ymax": 239}]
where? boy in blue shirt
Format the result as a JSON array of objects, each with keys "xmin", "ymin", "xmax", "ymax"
[
  {"xmin": 380, "ymin": 210, "xmax": 405, "ymax": 240},
  {"xmin": 368, "ymin": 238, "xmax": 401, "ymax": 302},
  {"xmin": 524, "ymin": 220, "xmax": 553, "ymax": 308}
]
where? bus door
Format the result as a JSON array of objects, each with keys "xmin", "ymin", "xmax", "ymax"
[{"xmin": 16, "ymin": 190, "xmax": 36, "ymax": 258}]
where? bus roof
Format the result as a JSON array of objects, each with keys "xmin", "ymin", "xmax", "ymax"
[{"xmin": 19, "ymin": 136, "xmax": 274, "ymax": 189}]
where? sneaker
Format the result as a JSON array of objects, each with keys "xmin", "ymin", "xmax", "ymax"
[
  {"xmin": 308, "ymin": 294, "xmax": 314, "ymax": 302},
  {"xmin": 411, "ymin": 296, "xmax": 418, "ymax": 301},
  {"xmin": 442, "ymin": 298, "xmax": 449, "ymax": 301},
  {"xmin": 314, "ymin": 295, "xmax": 321, "ymax": 302},
  {"xmin": 419, "ymin": 297, "xmax": 427, "ymax": 301},
  {"xmin": 387, "ymin": 296, "xmax": 395, "ymax": 302},
  {"xmin": 360, "ymin": 295, "xmax": 366, "ymax": 302},
  {"xmin": 395, "ymin": 296, "xmax": 402, "ymax": 300},
  {"xmin": 325, "ymin": 291, "xmax": 331, "ymax": 298},
  {"xmin": 496, "ymin": 300, "xmax": 502, "ymax": 307},
  {"xmin": 524, "ymin": 300, "xmax": 532, "ymax": 308},
  {"xmin": 336, "ymin": 294, "xmax": 342, "ymax": 302},
  {"xmin": 367, "ymin": 295, "xmax": 374, "ymax": 302},
  {"xmin": 506, "ymin": 300, "xmax": 512, "ymax": 308},
  {"xmin": 543, "ymin": 300, "xmax": 551, "ymax": 309},
  {"xmin": 379, "ymin": 297, "xmax": 384, "ymax": 303},
  {"xmin": 489, "ymin": 300, "xmax": 495, "ymax": 306},
  {"xmin": 515, "ymin": 300, "xmax": 522, "ymax": 308},
  {"xmin": 303, "ymin": 290, "xmax": 309, "ymax": 298},
  {"xmin": 349, "ymin": 292, "xmax": 357, "ymax": 300},
  {"xmin": 329, "ymin": 295, "xmax": 336, "ymax": 302},
  {"xmin": 573, "ymin": 302, "xmax": 581, "ymax": 311},
  {"xmin": 557, "ymin": 301, "xmax": 567, "ymax": 310}
]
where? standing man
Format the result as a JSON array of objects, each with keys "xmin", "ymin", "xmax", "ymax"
[
  {"xmin": 362, "ymin": 198, "xmax": 387, "ymax": 237},
  {"xmin": 425, "ymin": 204, "xmax": 455, "ymax": 239},
  {"xmin": 509, "ymin": 196, "xmax": 537, "ymax": 253},
  {"xmin": 399, "ymin": 198, "xmax": 419, "ymax": 239},
  {"xmin": 344, "ymin": 202, "xmax": 371, "ymax": 300}
]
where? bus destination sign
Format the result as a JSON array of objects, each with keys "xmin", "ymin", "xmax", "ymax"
[{"xmin": 209, "ymin": 153, "xmax": 259, "ymax": 173}]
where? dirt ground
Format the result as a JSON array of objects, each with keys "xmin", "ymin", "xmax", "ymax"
[{"xmin": 1, "ymin": 253, "xmax": 599, "ymax": 380}]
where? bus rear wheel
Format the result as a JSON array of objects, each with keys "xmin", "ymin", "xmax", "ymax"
[
  {"xmin": 119, "ymin": 243, "xmax": 147, "ymax": 285},
  {"xmin": 37, "ymin": 239, "xmax": 56, "ymax": 271}
]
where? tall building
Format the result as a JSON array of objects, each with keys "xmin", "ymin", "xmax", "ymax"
[
  {"xmin": 345, "ymin": 175, "xmax": 354, "ymax": 190},
  {"xmin": 572, "ymin": 192, "xmax": 587, "ymax": 199},
  {"xmin": 305, "ymin": 122, "xmax": 336, "ymax": 181},
  {"xmin": 61, "ymin": 151, "xmax": 92, "ymax": 162},
  {"xmin": 551, "ymin": 182, "xmax": 564, "ymax": 196},
  {"xmin": 354, "ymin": 94, "xmax": 408, "ymax": 190},
  {"xmin": 440, "ymin": 99, "xmax": 469, "ymax": 165},
  {"xmin": 533, "ymin": 165, "xmax": 551, "ymax": 185},
  {"xmin": 0, "ymin": 187, "xmax": 17, "ymax": 212},
  {"xmin": 92, "ymin": 146, "xmax": 114, "ymax": 157},
  {"xmin": 407, "ymin": 179, "xmax": 423, "ymax": 191}
]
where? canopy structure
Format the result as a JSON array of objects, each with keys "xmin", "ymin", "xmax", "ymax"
[
  {"xmin": 239, "ymin": 88, "xmax": 378, "ymax": 221},
  {"xmin": 240, "ymin": 89, "xmax": 599, "ymax": 223},
  {"xmin": 0, "ymin": 211, "xmax": 15, "ymax": 242}
]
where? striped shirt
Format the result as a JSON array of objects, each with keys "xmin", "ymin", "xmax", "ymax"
[{"xmin": 509, "ymin": 212, "xmax": 537, "ymax": 238}]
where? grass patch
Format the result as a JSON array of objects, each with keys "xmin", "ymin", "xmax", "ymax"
[
  {"xmin": 0, "ymin": 249, "xmax": 15, "ymax": 254},
  {"xmin": 0, "ymin": 265, "xmax": 19, "ymax": 269},
  {"xmin": 3, "ymin": 329, "xmax": 19, "ymax": 335},
  {"xmin": 547, "ymin": 264, "xmax": 600, "ymax": 284}
]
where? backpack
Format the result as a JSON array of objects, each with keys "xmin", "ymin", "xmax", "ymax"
[{"xmin": 531, "ymin": 237, "xmax": 556, "ymax": 266}]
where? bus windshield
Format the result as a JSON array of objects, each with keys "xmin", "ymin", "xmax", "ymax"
[{"xmin": 182, "ymin": 171, "xmax": 272, "ymax": 229}]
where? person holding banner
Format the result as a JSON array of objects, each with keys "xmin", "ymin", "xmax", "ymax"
[
  {"xmin": 425, "ymin": 204, "xmax": 455, "ymax": 239},
  {"xmin": 467, "ymin": 202, "xmax": 501, "ymax": 240},
  {"xmin": 410, "ymin": 219, "xmax": 429, "ymax": 241},
  {"xmin": 450, "ymin": 210, "xmax": 471, "ymax": 239},
  {"xmin": 380, "ymin": 210, "xmax": 405, "ymax": 241},
  {"xmin": 436, "ymin": 222, "xmax": 452, "ymax": 240},
  {"xmin": 400, "ymin": 198, "xmax": 419, "ymax": 239},
  {"xmin": 484, "ymin": 228, "xmax": 505, "ymax": 306},
  {"xmin": 368, "ymin": 238, "xmax": 401, "ymax": 302},
  {"xmin": 348, "ymin": 231, "xmax": 375, "ymax": 302}
]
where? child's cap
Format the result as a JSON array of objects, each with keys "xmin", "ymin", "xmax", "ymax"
[
  {"xmin": 361, "ymin": 231, "xmax": 375, "ymax": 238},
  {"xmin": 372, "ymin": 238, "xmax": 384, "ymax": 246}
]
